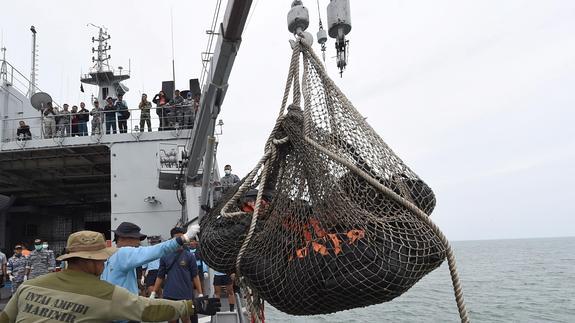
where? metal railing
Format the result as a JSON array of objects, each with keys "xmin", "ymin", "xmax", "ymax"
[
  {"xmin": 1, "ymin": 104, "xmax": 196, "ymax": 143},
  {"xmin": 1, "ymin": 59, "xmax": 31, "ymax": 95},
  {"xmin": 1, "ymin": 58, "xmax": 61, "ymax": 108}
]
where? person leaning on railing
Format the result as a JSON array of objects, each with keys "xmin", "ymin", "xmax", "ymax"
[
  {"xmin": 41, "ymin": 102, "xmax": 57, "ymax": 139},
  {"xmin": 58, "ymin": 104, "xmax": 72, "ymax": 137},
  {"xmin": 104, "ymin": 97, "xmax": 118, "ymax": 134},
  {"xmin": 167, "ymin": 90, "xmax": 185, "ymax": 129},
  {"xmin": 116, "ymin": 93, "xmax": 130, "ymax": 134},
  {"xmin": 153, "ymin": 91, "xmax": 169, "ymax": 131},
  {"xmin": 90, "ymin": 100, "xmax": 104, "ymax": 135},
  {"xmin": 77, "ymin": 102, "xmax": 90, "ymax": 136},
  {"xmin": 139, "ymin": 93, "xmax": 152, "ymax": 132},
  {"xmin": 71, "ymin": 105, "xmax": 79, "ymax": 136},
  {"xmin": 16, "ymin": 121, "xmax": 32, "ymax": 141}
]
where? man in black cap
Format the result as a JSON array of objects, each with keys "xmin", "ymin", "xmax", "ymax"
[{"xmin": 101, "ymin": 222, "xmax": 199, "ymax": 297}]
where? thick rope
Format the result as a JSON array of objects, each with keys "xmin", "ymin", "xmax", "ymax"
[
  {"xmin": 235, "ymin": 144, "xmax": 277, "ymax": 323},
  {"xmin": 221, "ymin": 38, "xmax": 471, "ymax": 322},
  {"xmin": 297, "ymin": 39, "xmax": 470, "ymax": 323},
  {"xmin": 304, "ymin": 136, "xmax": 470, "ymax": 323},
  {"xmin": 226, "ymin": 41, "xmax": 304, "ymax": 323}
]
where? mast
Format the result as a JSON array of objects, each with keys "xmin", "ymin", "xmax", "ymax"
[
  {"xmin": 27, "ymin": 26, "xmax": 38, "ymax": 98},
  {"xmin": 81, "ymin": 25, "xmax": 130, "ymax": 104},
  {"xmin": 0, "ymin": 47, "xmax": 7, "ymax": 84}
]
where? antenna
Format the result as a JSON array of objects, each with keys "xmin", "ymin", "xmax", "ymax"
[
  {"xmin": 0, "ymin": 46, "xmax": 6, "ymax": 84},
  {"xmin": 87, "ymin": 24, "xmax": 111, "ymax": 73},
  {"xmin": 316, "ymin": 0, "xmax": 328, "ymax": 63},
  {"xmin": 171, "ymin": 7, "xmax": 176, "ymax": 97},
  {"xmin": 27, "ymin": 26, "xmax": 38, "ymax": 98}
]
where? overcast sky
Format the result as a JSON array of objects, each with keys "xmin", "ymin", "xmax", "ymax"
[{"xmin": 1, "ymin": 0, "xmax": 574, "ymax": 241}]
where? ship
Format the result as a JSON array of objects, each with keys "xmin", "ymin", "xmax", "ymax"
[{"xmin": 0, "ymin": 1, "xmax": 359, "ymax": 322}]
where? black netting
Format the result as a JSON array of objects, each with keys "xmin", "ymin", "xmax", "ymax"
[{"xmin": 200, "ymin": 43, "xmax": 446, "ymax": 316}]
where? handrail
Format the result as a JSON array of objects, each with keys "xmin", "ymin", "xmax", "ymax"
[
  {"xmin": 1, "ymin": 105, "xmax": 196, "ymax": 143},
  {"xmin": 0, "ymin": 59, "xmax": 61, "ymax": 108}
]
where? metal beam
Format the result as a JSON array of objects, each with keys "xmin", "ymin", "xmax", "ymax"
[{"xmin": 186, "ymin": 0, "xmax": 253, "ymax": 178}]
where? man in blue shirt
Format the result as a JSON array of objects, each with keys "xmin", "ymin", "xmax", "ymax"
[
  {"xmin": 151, "ymin": 227, "xmax": 203, "ymax": 323},
  {"xmin": 101, "ymin": 222, "xmax": 199, "ymax": 296}
]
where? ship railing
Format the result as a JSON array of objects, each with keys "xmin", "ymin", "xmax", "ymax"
[
  {"xmin": 0, "ymin": 59, "xmax": 61, "ymax": 107},
  {"xmin": 1, "ymin": 105, "xmax": 196, "ymax": 143}
]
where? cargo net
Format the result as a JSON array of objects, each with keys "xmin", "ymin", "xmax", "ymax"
[{"xmin": 200, "ymin": 40, "xmax": 469, "ymax": 322}]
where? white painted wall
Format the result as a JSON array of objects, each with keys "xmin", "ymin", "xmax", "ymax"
[
  {"xmin": 110, "ymin": 139, "xmax": 192, "ymax": 239},
  {"xmin": 0, "ymin": 85, "xmax": 41, "ymax": 142}
]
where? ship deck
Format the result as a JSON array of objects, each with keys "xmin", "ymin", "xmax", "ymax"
[{"xmin": 0, "ymin": 130, "xmax": 191, "ymax": 253}]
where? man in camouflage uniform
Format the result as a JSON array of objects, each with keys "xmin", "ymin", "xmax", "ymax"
[
  {"xmin": 6, "ymin": 244, "xmax": 28, "ymax": 294},
  {"xmin": 90, "ymin": 100, "xmax": 103, "ymax": 135},
  {"xmin": 25, "ymin": 239, "xmax": 56, "ymax": 280},
  {"xmin": 0, "ymin": 231, "xmax": 220, "ymax": 322},
  {"xmin": 220, "ymin": 164, "xmax": 240, "ymax": 194},
  {"xmin": 57, "ymin": 104, "xmax": 71, "ymax": 136}
]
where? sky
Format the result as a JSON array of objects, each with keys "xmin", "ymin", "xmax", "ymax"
[{"xmin": 1, "ymin": 0, "xmax": 574, "ymax": 241}]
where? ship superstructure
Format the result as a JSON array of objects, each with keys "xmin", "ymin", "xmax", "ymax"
[
  {"xmin": 0, "ymin": 29, "xmax": 195, "ymax": 256},
  {"xmin": 0, "ymin": 2, "xmax": 358, "ymax": 322}
]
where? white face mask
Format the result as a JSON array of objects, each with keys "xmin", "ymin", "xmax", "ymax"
[{"xmin": 224, "ymin": 169, "xmax": 231, "ymax": 175}]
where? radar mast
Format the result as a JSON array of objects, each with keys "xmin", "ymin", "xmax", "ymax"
[{"xmin": 80, "ymin": 25, "xmax": 130, "ymax": 105}]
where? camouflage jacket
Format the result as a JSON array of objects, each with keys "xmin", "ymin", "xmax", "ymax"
[
  {"xmin": 26, "ymin": 249, "xmax": 56, "ymax": 279},
  {"xmin": 7, "ymin": 255, "xmax": 28, "ymax": 282},
  {"xmin": 220, "ymin": 174, "xmax": 240, "ymax": 193}
]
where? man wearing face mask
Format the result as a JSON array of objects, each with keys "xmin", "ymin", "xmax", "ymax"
[
  {"xmin": 0, "ymin": 231, "xmax": 221, "ymax": 322},
  {"xmin": 220, "ymin": 165, "xmax": 240, "ymax": 194},
  {"xmin": 6, "ymin": 245, "xmax": 28, "ymax": 295},
  {"xmin": 25, "ymin": 239, "xmax": 56, "ymax": 280}
]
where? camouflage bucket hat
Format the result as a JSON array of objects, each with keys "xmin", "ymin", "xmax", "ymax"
[{"xmin": 57, "ymin": 231, "xmax": 116, "ymax": 261}]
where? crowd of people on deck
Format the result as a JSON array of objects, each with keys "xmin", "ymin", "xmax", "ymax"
[
  {"xmin": 0, "ymin": 165, "xmax": 243, "ymax": 322},
  {"xmin": 19, "ymin": 90, "xmax": 200, "ymax": 140}
]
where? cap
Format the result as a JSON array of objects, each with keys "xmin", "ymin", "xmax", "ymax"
[
  {"xmin": 112, "ymin": 222, "xmax": 147, "ymax": 240},
  {"xmin": 14, "ymin": 244, "xmax": 23, "ymax": 249},
  {"xmin": 170, "ymin": 227, "xmax": 185, "ymax": 238},
  {"xmin": 57, "ymin": 231, "xmax": 116, "ymax": 261}
]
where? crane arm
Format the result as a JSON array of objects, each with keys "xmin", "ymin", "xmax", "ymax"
[{"xmin": 186, "ymin": 0, "xmax": 253, "ymax": 179}]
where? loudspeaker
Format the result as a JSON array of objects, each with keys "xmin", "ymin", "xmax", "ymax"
[
  {"xmin": 162, "ymin": 81, "xmax": 175, "ymax": 100},
  {"xmin": 189, "ymin": 79, "xmax": 201, "ymax": 97}
]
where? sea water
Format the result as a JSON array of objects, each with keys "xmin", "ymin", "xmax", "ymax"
[{"xmin": 265, "ymin": 237, "xmax": 575, "ymax": 322}]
